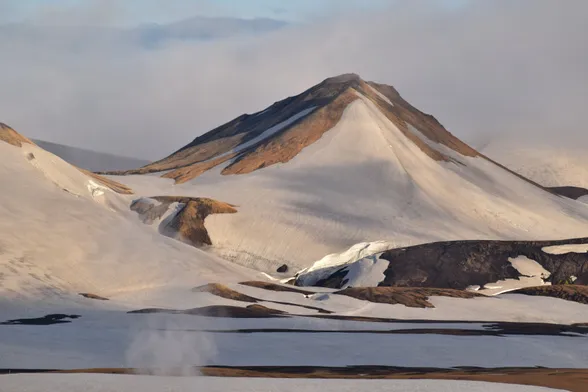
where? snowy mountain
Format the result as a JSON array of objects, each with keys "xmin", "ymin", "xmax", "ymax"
[
  {"xmin": 107, "ymin": 74, "xmax": 588, "ymax": 274},
  {"xmin": 2, "ymin": 77, "xmax": 588, "ymax": 391}
]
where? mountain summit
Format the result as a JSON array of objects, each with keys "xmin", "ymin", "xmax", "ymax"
[{"xmin": 111, "ymin": 74, "xmax": 479, "ymax": 182}]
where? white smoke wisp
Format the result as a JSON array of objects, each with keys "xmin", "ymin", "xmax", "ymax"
[{"xmin": 125, "ymin": 316, "xmax": 217, "ymax": 376}]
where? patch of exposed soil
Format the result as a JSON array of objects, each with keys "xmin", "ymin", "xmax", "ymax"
[
  {"xmin": 201, "ymin": 365, "xmax": 588, "ymax": 392},
  {"xmin": 80, "ymin": 293, "xmax": 108, "ymax": 301},
  {"xmin": 239, "ymin": 281, "xmax": 316, "ymax": 295},
  {"xmin": 128, "ymin": 304, "xmax": 287, "ymax": 318},
  {"xmin": 194, "ymin": 283, "xmax": 332, "ymax": 314},
  {"xmin": 79, "ymin": 293, "xmax": 109, "ymax": 301},
  {"xmin": 0, "ymin": 314, "xmax": 80, "ymax": 326},
  {"xmin": 193, "ymin": 283, "xmax": 258, "ymax": 302},
  {"xmin": 334, "ymin": 287, "xmax": 482, "ymax": 308},
  {"xmin": 511, "ymin": 285, "xmax": 588, "ymax": 304},
  {"xmin": 0, "ymin": 123, "xmax": 33, "ymax": 147}
]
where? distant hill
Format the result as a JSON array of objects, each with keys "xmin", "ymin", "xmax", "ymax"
[{"xmin": 33, "ymin": 139, "xmax": 150, "ymax": 172}]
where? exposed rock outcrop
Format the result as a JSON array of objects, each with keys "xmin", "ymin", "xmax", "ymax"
[
  {"xmin": 299, "ymin": 238, "xmax": 588, "ymax": 290},
  {"xmin": 131, "ymin": 196, "xmax": 236, "ymax": 246}
]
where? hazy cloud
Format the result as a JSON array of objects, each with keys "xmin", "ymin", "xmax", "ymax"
[{"xmin": 0, "ymin": 0, "xmax": 586, "ymax": 159}]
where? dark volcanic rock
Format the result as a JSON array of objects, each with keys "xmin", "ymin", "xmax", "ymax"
[
  {"xmin": 1, "ymin": 314, "xmax": 80, "ymax": 326},
  {"xmin": 548, "ymin": 186, "xmax": 588, "ymax": 200},
  {"xmin": 277, "ymin": 264, "xmax": 289, "ymax": 273},
  {"xmin": 300, "ymin": 238, "xmax": 588, "ymax": 290},
  {"xmin": 378, "ymin": 238, "xmax": 588, "ymax": 289}
]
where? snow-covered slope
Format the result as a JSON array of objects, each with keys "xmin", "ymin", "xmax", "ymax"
[
  {"xmin": 108, "ymin": 74, "xmax": 588, "ymax": 272},
  {"xmin": 0, "ymin": 137, "xmax": 258, "ymax": 302}
]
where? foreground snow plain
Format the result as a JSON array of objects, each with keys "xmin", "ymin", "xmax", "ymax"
[{"xmin": 2, "ymin": 374, "xmax": 567, "ymax": 392}]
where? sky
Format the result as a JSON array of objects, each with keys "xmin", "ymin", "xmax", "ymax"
[
  {"xmin": 0, "ymin": 0, "xmax": 586, "ymax": 160},
  {"xmin": 0, "ymin": 0, "xmax": 466, "ymax": 25}
]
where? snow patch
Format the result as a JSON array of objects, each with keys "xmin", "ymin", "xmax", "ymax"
[
  {"xmin": 473, "ymin": 256, "xmax": 551, "ymax": 296},
  {"xmin": 208, "ymin": 106, "xmax": 317, "ymax": 164},
  {"xmin": 338, "ymin": 254, "xmax": 389, "ymax": 288},
  {"xmin": 542, "ymin": 243, "xmax": 588, "ymax": 255},
  {"xmin": 87, "ymin": 180, "xmax": 109, "ymax": 198},
  {"xmin": 295, "ymin": 241, "xmax": 396, "ymax": 287}
]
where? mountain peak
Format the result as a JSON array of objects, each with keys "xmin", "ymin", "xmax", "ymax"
[
  {"xmin": 322, "ymin": 73, "xmax": 362, "ymax": 85},
  {"xmin": 107, "ymin": 75, "xmax": 483, "ymax": 182}
]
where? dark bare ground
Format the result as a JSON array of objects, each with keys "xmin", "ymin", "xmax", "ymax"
[
  {"xmin": 511, "ymin": 285, "xmax": 588, "ymax": 304},
  {"xmin": 0, "ymin": 314, "xmax": 80, "ymax": 326},
  {"xmin": 334, "ymin": 287, "xmax": 482, "ymax": 308},
  {"xmin": 79, "ymin": 293, "xmax": 109, "ymax": 301},
  {"xmin": 239, "ymin": 281, "xmax": 316, "ymax": 295},
  {"xmin": 128, "ymin": 304, "xmax": 287, "ymax": 318},
  {"xmin": 194, "ymin": 283, "xmax": 333, "ymax": 314}
]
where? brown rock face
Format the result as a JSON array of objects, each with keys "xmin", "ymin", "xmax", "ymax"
[
  {"xmin": 163, "ymin": 197, "xmax": 236, "ymax": 246},
  {"xmin": 133, "ymin": 196, "xmax": 237, "ymax": 246},
  {"xmin": 220, "ymin": 89, "xmax": 359, "ymax": 176},
  {"xmin": 0, "ymin": 123, "xmax": 33, "ymax": 147}
]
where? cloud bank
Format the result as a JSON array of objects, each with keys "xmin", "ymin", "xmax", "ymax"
[{"xmin": 0, "ymin": 0, "xmax": 586, "ymax": 159}]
